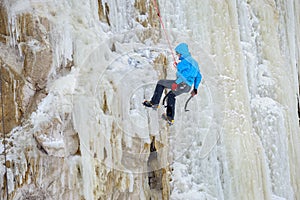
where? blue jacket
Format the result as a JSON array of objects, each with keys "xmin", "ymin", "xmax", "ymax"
[{"xmin": 175, "ymin": 43, "xmax": 202, "ymax": 89}]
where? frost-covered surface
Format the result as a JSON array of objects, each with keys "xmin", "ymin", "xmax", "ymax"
[{"xmin": 0, "ymin": 0, "xmax": 300, "ymax": 200}]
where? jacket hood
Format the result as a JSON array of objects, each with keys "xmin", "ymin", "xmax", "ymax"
[{"xmin": 175, "ymin": 43, "xmax": 190, "ymax": 58}]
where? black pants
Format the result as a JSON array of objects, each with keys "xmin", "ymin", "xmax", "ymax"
[{"xmin": 151, "ymin": 80, "xmax": 191, "ymax": 120}]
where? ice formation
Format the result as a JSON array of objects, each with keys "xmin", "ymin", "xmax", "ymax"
[{"xmin": 0, "ymin": 0, "xmax": 299, "ymax": 199}]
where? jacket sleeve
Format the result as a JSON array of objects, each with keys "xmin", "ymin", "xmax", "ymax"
[{"xmin": 194, "ymin": 70, "xmax": 202, "ymax": 89}]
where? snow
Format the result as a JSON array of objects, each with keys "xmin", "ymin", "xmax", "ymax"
[
  {"xmin": 31, "ymin": 67, "xmax": 78, "ymax": 126},
  {"xmin": 1, "ymin": 0, "xmax": 300, "ymax": 199}
]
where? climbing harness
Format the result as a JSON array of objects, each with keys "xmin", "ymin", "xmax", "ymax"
[
  {"xmin": 151, "ymin": 0, "xmax": 177, "ymax": 65},
  {"xmin": 0, "ymin": 67, "xmax": 9, "ymax": 199}
]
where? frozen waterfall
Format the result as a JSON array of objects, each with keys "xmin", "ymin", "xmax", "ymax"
[{"xmin": 0, "ymin": 0, "xmax": 299, "ymax": 200}]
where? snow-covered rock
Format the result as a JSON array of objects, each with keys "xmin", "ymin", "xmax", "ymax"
[{"xmin": 0, "ymin": 0, "xmax": 299, "ymax": 200}]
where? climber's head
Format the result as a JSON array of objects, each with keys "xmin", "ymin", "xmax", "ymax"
[{"xmin": 175, "ymin": 43, "xmax": 191, "ymax": 59}]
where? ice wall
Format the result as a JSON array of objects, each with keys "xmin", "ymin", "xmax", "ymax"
[
  {"xmin": 0, "ymin": 0, "xmax": 299, "ymax": 200},
  {"xmin": 163, "ymin": 0, "xmax": 300, "ymax": 199}
]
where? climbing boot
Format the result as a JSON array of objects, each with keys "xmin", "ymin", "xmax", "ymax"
[
  {"xmin": 143, "ymin": 100, "xmax": 159, "ymax": 110},
  {"xmin": 162, "ymin": 113, "xmax": 174, "ymax": 125}
]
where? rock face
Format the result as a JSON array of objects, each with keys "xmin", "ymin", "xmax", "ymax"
[
  {"xmin": 0, "ymin": 58, "xmax": 24, "ymax": 135},
  {"xmin": 0, "ymin": 2, "xmax": 80, "ymax": 199},
  {"xmin": 0, "ymin": 10, "xmax": 52, "ymax": 135},
  {"xmin": 0, "ymin": 0, "xmax": 300, "ymax": 200},
  {"xmin": 0, "ymin": 4, "xmax": 9, "ymax": 44}
]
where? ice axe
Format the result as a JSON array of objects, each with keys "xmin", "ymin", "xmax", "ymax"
[{"xmin": 184, "ymin": 95, "xmax": 193, "ymax": 112}]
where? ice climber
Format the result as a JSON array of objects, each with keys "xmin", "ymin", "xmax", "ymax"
[{"xmin": 143, "ymin": 43, "xmax": 202, "ymax": 125}]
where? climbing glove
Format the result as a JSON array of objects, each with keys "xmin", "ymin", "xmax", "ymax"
[{"xmin": 191, "ymin": 88, "xmax": 197, "ymax": 96}]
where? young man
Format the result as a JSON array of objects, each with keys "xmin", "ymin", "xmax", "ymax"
[{"xmin": 143, "ymin": 43, "xmax": 202, "ymax": 125}]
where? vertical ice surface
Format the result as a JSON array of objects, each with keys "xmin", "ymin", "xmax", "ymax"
[{"xmin": 0, "ymin": 0, "xmax": 299, "ymax": 199}]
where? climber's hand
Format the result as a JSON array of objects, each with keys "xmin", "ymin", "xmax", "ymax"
[{"xmin": 191, "ymin": 88, "xmax": 197, "ymax": 96}]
